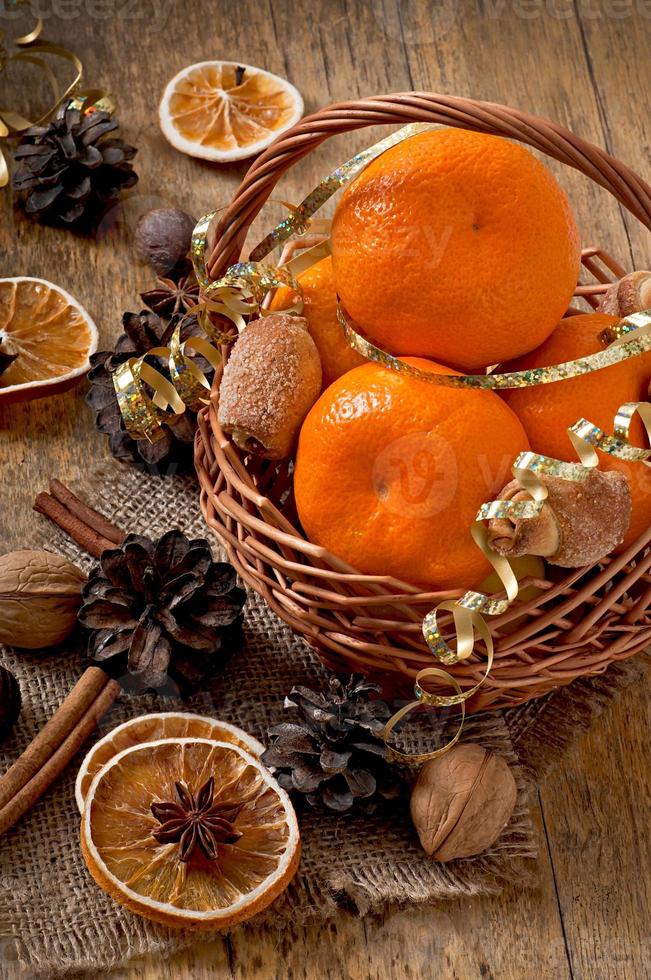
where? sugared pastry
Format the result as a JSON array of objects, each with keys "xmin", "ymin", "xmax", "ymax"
[
  {"xmin": 487, "ymin": 469, "xmax": 631, "ymax": 567},
  {"xmin": 218, "ymin": 313, "xmax": 322, "ymax": 459},
  {"xmin": 597, "ymin": 271, "xmax": 651, "ymax": 318}
]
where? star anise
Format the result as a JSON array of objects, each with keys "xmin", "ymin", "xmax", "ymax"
[
  {"xmin": 140, "ymin": 271, "xmax": 200, "ymax": 317},
  {"xmin": 151, "ymin": 776, "xmax": 244, "ymax": 862}
]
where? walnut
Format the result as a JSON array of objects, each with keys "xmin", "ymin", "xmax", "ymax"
[
  {"xmin": 410, "ymin": 743, "xmax": 517, "ymax": 862},
  {"xmin": 0, "ymin": 550, "xmax": 86, "ymax": 650}
]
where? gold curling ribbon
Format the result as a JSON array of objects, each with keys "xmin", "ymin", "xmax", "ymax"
[
  {"xmin": 193, "ymin": 209, "xmax": 331, "ymax": 334},
  {"xmin": 113, "ymin": 329, "xmax": 223, "ymax": 443},
  {"xmin": 339, "ymin": 307, "xmax": 651, "ymax": 390},
  {"xmin": 202, "ymin": 260, "xmax": 304, "ymax": 334}
]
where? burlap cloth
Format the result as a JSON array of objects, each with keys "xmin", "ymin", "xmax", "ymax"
[{"xmin": 0, "ymin": 463, "xmax": 646, "ymax": 976}]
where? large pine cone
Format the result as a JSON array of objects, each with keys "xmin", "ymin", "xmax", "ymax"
[
  {"xmin": 12, "ymin": 103, "xmax": 138, "ymax": 225},
  {"xmin": 262, "ymin": 675, "xmax": 403, "ymax": 813},
  {"xmin": 78, "ymin": 530, "xmax": 246, "ymax": 696}
]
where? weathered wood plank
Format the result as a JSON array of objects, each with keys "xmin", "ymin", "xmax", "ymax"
[
  {"xmin": 540, "ymin": 680, "xmax": 651, "ymax": 980},
  {"xmin": 0, "ymin": 0, "xmax": 648, "ymax": 977}
]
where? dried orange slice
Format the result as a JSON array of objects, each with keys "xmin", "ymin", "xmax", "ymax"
[
  {"xmin": 159, "ymin": 61, "xmax": 303, "ymax": 162},
  {"xmin": 75, "ymin": 712, "xmax": 265, "ymax": 813},
  {"xmin": 0, "ymin": 277, "xmax": 98, "ymax": 405},
  {"xmin": 80, "ymin": 738, "xmax": 300, "ymax": 929}
]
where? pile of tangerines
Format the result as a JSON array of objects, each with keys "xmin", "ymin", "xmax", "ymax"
[{"xmin": 273, "ymin": 128, "xmax": 651, "ymax": 589}]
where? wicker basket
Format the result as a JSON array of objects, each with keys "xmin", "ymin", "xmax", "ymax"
[{"xmin": 195, "ymin": 93, "xmax": 651, "ymax": 712}]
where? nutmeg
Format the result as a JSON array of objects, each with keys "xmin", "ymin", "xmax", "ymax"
[
  {"xmin": 135, "ymin": 207, "xmax": 196, "ymax": 277},
  {"xmin": 0, "ymin": 665, "xmax": 21, "ymax": 739},
  {"xmin": 597, "ymin": 270, "xmax": 651, "ymax": 318},
  {"xmin": 0, "ymin": 550, "xmax": 86, "ymax": 649},
  {"xmin": 410, "ymin": 743, "xmax": 517, "ymax": 862}
]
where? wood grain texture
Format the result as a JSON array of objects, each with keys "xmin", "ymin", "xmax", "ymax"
[{"xmin": 0, "ymin": 0, "xmax": 649, "ymax": 977}]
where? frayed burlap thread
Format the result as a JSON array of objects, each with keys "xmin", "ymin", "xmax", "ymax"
[{"xmin": 0, "ymin": 462, "xmax": 643, "ymax": 976}]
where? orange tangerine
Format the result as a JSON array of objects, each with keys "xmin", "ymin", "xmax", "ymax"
[
  {"xmin": 270, "ymin": 256, "xmax": 365, "ymax": 386},
  {"xmin": 330, "ymin": 128, "xmax": 581, "ymax": 371},
  {"xmin": 294, "ymin": 359, "xmax": 529, "ymax": 590}
]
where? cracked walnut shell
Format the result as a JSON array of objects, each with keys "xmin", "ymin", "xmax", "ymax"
[{"xmin": 410, "ymin": 744, "xmax": 517, "ymax": 862}]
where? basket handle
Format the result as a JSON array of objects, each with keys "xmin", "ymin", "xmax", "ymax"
[{"xmin": 207, "ymin": 92, "xmax": 651, "ymax": 280}]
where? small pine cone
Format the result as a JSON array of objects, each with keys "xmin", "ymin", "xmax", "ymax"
[
  {"xmin": 12, "ymin": 102, "xmax": 138, "ymax": 226},
  {"xmin": 262, "ymin": 675, "xmax": 403, "ymax": 814},
  {"xmin": 86, "ymin": 311, "xmax": 211, "ymax": 473}
]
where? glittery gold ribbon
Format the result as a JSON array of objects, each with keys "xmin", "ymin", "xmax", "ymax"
[
  {"xmin": 193, "ymin": 210, "xmax": 332, "ymax": 335},
  {"xmin": 113, "ymin": 328, "xmax": 223, "ymax": 443},
  {"xmin": 0, "ymin": 9, "xmax": 111, "ymax": 188},
  {"xmin": 339, "ymin": 307, "xmax": 651, "ymax": 390}
]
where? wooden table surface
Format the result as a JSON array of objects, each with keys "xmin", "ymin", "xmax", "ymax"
[{"xmin": 1, "ymin": 1, "xmax": 650, "ymax": 977}]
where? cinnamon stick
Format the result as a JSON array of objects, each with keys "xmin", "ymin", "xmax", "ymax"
[
  {"xmin": 49, "ymin": 479, "xmax": 125, "ymax": 546},
  {"xmin": 0, "ymin": 667, "xmax": 110, "ymax": 811},
  {"xmin": 34, "ymin": 492, "xmax": 119, "ymax": 557},
  {"xmin": 0, "ymin": 677, "xmax": 120, "ymax": 836}
]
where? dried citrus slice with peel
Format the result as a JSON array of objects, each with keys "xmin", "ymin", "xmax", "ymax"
[
  {"xmin": 159, "ymin": 61, "xmax": 303, "ymax": 162},
  {"xmin": 75, "ymin": 712, "xmax": 265, "ymax": 813},
  {"xmin": 0, "ymin": 277, "xmax": 98, "ymax": 404},
  {"xmin": 81, "ymin": 738, "xmax": 300, "ymax": 929}
]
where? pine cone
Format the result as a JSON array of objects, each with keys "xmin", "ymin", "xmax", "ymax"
[
  {"xmin": 86, "ymin": 310, "xmax": 211, "ymax": 473},
  {"xmin": 262, "ymin": 675, "xmax": 403, "ymax": 813},
  {"xmin": 12, "ymin": 102, "xmax": 138, "ymax": 225},
  {"xmin": 78, "ymin": 530, "xmax": 246, "ymax": 696}
]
